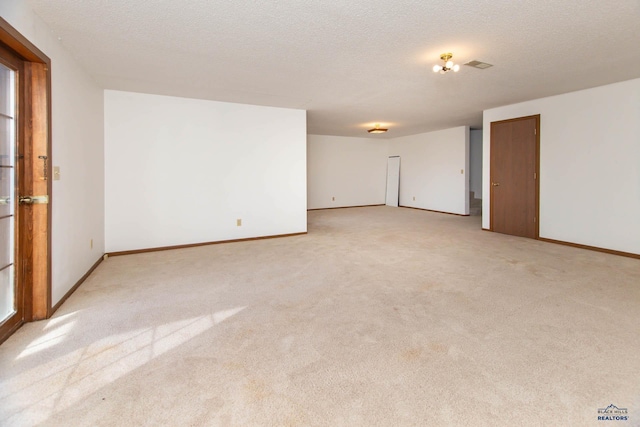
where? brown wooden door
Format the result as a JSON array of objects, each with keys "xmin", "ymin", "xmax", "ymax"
[
  {"xmin": 0, "ymin": 19, "xmax": 51, "ymax": 345},
  {"xmin": 490, "ymin": 115, "xmax": 539, "ymax": 238}
]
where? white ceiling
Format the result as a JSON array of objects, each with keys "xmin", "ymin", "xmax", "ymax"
[{"xmin": 27, "ymin": 0, "xmax": 640, "ymax": 138}]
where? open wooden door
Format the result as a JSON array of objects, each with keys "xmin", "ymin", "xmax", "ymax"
[
  {"xmin": 490, "ymin": 115, "xmax": 539, "ymax": 238},
  {"xmin": 0, "ymin": 18, "xmax": 51, "ymax": 344}
]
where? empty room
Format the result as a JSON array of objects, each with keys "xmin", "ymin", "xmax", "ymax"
[{"xmin": 1, "ymin": 1, "xmax": 639, "ymax": 426}]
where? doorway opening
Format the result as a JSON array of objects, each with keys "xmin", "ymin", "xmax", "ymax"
[{"xmin": 385, "ymin": 156, "xmax": 400, "ymax": 207}]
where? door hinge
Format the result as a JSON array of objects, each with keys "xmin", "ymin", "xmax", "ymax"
[
  {"xmin": 534, "ymin": 172, "xmax": 537, "ymax": 179},
  {"xmin": 534, "ymin": 128, "xmax": 537, "ymax": 135},
  {"xmin": 534, "ymin": 217, "xmax": 537, "ymax": 223}
]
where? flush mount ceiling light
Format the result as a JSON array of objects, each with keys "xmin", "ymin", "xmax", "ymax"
[
  {"xmin": 368, "ymin": 124, "xmax": 388, "ymax": 134},
  {"xmin": 433, "ymin": 53, "xmax": 460, "ymax": 74}
]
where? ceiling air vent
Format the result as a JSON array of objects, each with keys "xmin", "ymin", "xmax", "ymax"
[{"xmin": 464, "ymin": 60, "xmax": 493, "ymax": 69}]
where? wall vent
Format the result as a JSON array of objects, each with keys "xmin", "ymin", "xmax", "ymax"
[{"xmin": 464, "ymin": 60, "xmax": 493, "ymax": 69}]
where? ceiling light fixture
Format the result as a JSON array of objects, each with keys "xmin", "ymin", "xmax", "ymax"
[
  {"xmin": 368, "ymin": 124, "xmax": 388, "ymax": 134},
  {"xmin": 433, "ymin": 53, "xmax": 460, "ymax": 74}
]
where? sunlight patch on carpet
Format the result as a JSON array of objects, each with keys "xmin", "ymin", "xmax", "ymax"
[{"xmin": 2, "ymin": 306, "xmax": 246, "ymax": 425}]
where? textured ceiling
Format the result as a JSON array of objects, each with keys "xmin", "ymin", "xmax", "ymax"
[{"xmin": 27, "ymin": 0, "xmax": 640, "ymax": 138}]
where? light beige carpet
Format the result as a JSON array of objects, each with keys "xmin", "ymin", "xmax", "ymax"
[{"xmin": 1, "ymin": 206, "xmax": 639, "ymax": 426}]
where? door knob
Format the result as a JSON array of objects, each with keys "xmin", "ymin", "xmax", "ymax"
[
  {"xmin": 19, "ymin": 195, "xmax": 48, "ymax": 204},
  {"xmin": 491, "ymin": 182, "xmax": 500, "ymax": 187}
]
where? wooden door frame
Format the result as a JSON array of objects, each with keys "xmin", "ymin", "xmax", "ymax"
[
  {"xmin": 0, "ymin": 17, "xmax": 52, "ymax": 343},
  {"xmin": 0, "ymin": 42, "xmax": 25, "ymax": 342},
  {"xmin": 489, "ymin": 114, "xmax": 540, "ymax": 238}
]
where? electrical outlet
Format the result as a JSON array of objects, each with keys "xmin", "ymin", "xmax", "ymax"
[
  {"xmin": 53, "ymin": 166, "xmax": 60, "ymax": 180},
  {"xmin": 460, "ymin": 169, "xmax": 464, "ymax": 174},
  {"xmin": 332, "ymin": 197, "xmax": 335, "ymax": 201},
  {"xmin": 90, "ymin": 239, "xmax": 93, "ymax": 249},
  {"xmin": 236, "ymin": 219, "xmax": 242, "ymax": 226},
  {"xmin": 413, "ymin": 196, "xmax": 415, "ymax": 201}
]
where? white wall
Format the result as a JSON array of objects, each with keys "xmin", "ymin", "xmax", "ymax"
[
  {"xmin": 307, "ymin": 135, "xmax": 387, "ymax": 209},
  {"xmin": 391, "ymin": 127, "xmax": 469, "ymax": 215},
  {"xmin": 483, "ymin": 78, "xmax": 640, "ymax": 254},
  {"xmin": 0, "ymin": 1, "xmax": 105, "ymax": 305},
  {"xmin": 469, "ymin": 129, "xmax": 483, "ymax": 199},
  {"xmin": 104, "ymin": 91, "xmax": 306, "ymax": 252}
]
